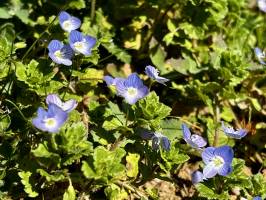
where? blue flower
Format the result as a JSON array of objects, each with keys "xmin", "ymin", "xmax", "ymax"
[
  {"xmin": 221, "ymin": 122, "xmax": 247, "ymax": 139},
  {"xmin": 191, "ymin": 171, "xmax": 205, "ymax": 184},
  {"xmin": 48, "ymin": 40, "xmax": 73, "ymax": 66},
  {"xmin": 140, "ymin": 130, "xmax": 170, "ymax": 151},
  {"xmin": 46, "ymin": 94, "xmax": 77, "ymax": 113},
  {"xmin": 145, "ymin": 65, "xmax": 169, "ymax": 85},
  {"xmin": 258, "ymin": 0, "xmax": 266, "ymax": 12},
  {"xmin": 253, "ymin": 196, "xmax": 262, "ymax": 200},
  {"xmin": 32, "ymin": 104, "xmax": 68, "ymax": 133},
  {"xmin": 103, "ymin": 75, "xmax": 125, "ymax": 86},
  {"xmin": 182, "ymin": 123, "xmax": 207, "ymax": 148},
  {"xmin": 69, "ymin": 30, "xmax": 96, "ymax": 56},
  {"xmin": 254, "ymin": 47, "xmax": 266, "ymax": 65},
  {"xmin": 115, "ymin": 73, "xmax": 149, "ymax": 104},
  {"xmin": 152, "ymin": 132, "xmax": 171, "ymax": 151},
  {"xmin": 202, "ymin": 146, "xmax": 233, "ymax": 178},
  {"xmin": 59, "ymin": 11, "xmax": 81, "ymax": 32}
]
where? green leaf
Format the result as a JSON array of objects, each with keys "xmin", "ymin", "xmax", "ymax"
[
  {"xmin": 102, "ymin": 42, "xmax": 131, "ymax": 63},
  {"xmin": 68, "ymin": 0, "xmax": 86, "ymax": 9},
  {"xmin": 104, "ymin": 183, "xmax": 128, "ymax": 200},
  {"xmin": 75, "ymin": 68, "xmax": 103, "ymax": 85},
  {"xmin": 0, "ymin": 114, "xmax": 11, "ymax": 133},
  {"xmin": 18, "ymin": 171, "xmax": 38, "ymax": 198},
  {"xmin": 160, "ymin": 145, "xmax": 189, "ymax": 171},
  {"xmin": 160, "ymin": 119, "xmax": 183, "ymax": 141},
  {"xmin": 149, "ymin": 38, "xmax": 166, "ymax": 73},
  {"xmin": 82, "ymin": 146, "xmax": 126, "ymax": 182},
  {"xmin": 63, "ymin": 179, "xmax": 76, "ymax": 200},
  {"xmin": 57, "ymin": 122, "xmax": 93, "ymax": 165},
  {"xmin": 0, "ymin": 7, "xmax": 12, "ymax": 19},
  {"xmin": 134, "ymin": 92, "xmax": 171, "ymax": 128},
  {"xmin": 37, "ymin": 169, "xmax": 66, "ymax": 183},
  {"xmin": 103, "ymin": 117, "xmax": 124, "ymax": 131},
  {"xmin": 126, "ymin": 153, "xmax": 140, "ymax": 178},
  {"xmin": 31, "ymin": 142, "xmax": 61, "ymax": 166},
  {"xmin": 196, "ymin": 183, "xmax": 229, "ymax": 200}
]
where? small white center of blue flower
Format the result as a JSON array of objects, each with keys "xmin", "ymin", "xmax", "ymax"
[
  {"xmin": 63, "ymin": 20, "xmax": 71, "ymax": 29},
  {"xmin": 43, "ymin": 118, "xmax": 57, "ymax": 128},
  {"xmin": 212, "ymin": 156, "xmax": 224, "ymax": 168},
  {"xmin": 54, "ymin": 50, "xmax": 62, "ymax": 58},
  {"xmin": 74, "ymin": 42, "xmax": 85, "ymax": 52},
  {"xmin": 127, "ymin": 87, "xmax": 137, "ymax": 97}
]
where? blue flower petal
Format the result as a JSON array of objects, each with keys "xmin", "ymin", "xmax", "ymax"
[
  {"xmin": 59, "ymin": 11, "xmax": 71, "ymax": 23},
  {"xmin": 48, "ymin": 52, "xmax": 72, "ymax": 66},
  {"xmin": 62, "ymin": 99, "xmax": 77, "ymax": 112},
  {"xmin": 182, "ymin": 123, "xmax": 192, "ymax": 142},
  {"xmin": 140, "ymin": 130, "xmax": 154, "ymax": 140},
  {"xmin": 254, "ymin": 47, "xmax": 266, "ymax": 65},
  {"xmin": 69, "ymin": 31, "xmax": 96, "ymax": 55},
  {"xmin": 203, "ymin": 162, "xmax": 218, "ymax": 178},
  {"xmin": 218, "ymin": 163, "xmax": 232, "ymax": 176},
  {"xmin": 124, "ymin": 73, "xmax": 143, "ymax": 88},
  {"xmin": 84, "ymin": 35, "xmax": 97, "ymax": 49},
  {"xmin": 253, "ymin": 196, "xmax": 262, "ymax": 200},
  {"xmin": 32, "ymin": 104, "xmax": 68, "ymax": 133},
  {"xmin": 202, "ymin": 147, "xmax": 216, "ymax": 164},
  {"xmin": 182, "ymin": 123, "xmax": 206, "ymax": 148},
  {"xmin": 104, "ymin": 75, "xmax": 115, "ymax": 86},
  {"xmin": 48, "ymin": 40, "xmax": 63, "ymax": 53},
  {"xmin": 46, "ymin": 94, "xmax": 62, "ymax": 107},
  {"xmin": 214, "ymin": 145, "xmax": 234, "ymax": 164},
  {"xmin": 190, "ymin": 134, "xmax": 207, "ymax": 148},
  {"xmin": 145, "ymin": 65, "xmax": 169, "ymax": 85},
  {"xmin": 152, "ymin": 136, "xmax": 160, "ymax": 150},
  {"xmin": 69, "ymin": 30, "xmax": 83, "ymax": 44},
  {"xmin": 258, "ymin": 0, "xmax": 266, "ymax": 13},
  {"xmin": 145, "ymin": 65, "xmax": 158, "ymax": 79},
  {"xmin": 61, "ymin": 44, "xmax": 74, "ymax": 59},
  {"xmin": 191, "ymin": 171, "xmax": 204, "ymax": 184},
  {"xmin": 161, "ymin": 136, "xmax": 170, "ymax": 151},
  {"xmin": 222, "ymin": 122, "xmax": 247, "ymax": 139},
  {"xmin": 59, "ymin": 11, "xmax": 81, "ymax": 32},
  {"xmin": 156, "ymin": 77, "xmax": 170, "ymax": 85},
  {"xmin": 115, "ymin": 78, "xmax": 127, "ymax": 96},
  {"xmin": 137, "ymin": 86, "xmax": 149, "ymax": 99}
]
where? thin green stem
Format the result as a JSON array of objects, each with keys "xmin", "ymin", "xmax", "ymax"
[
  {"xmin": 125, "ymin": 107, "xmax": 129, "ymax": 127},
  {"xmin": 213, "ymin": 98, "xmax": 220, "ymax": 147},
  {"xmin": 4, "ymin": 99, "xmax": 28, "ymax": 122},
  {"xmin": 91, "ymin": 0, "xmax": 96, "ymax": 23}
]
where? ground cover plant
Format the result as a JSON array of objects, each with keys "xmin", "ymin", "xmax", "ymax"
[{"xmin": 0, "ymin": 0, "xmax": 265, "ymax": 199}]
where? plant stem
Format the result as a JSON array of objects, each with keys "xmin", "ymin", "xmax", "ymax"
[
  {"xmin": 125, "ymin": 107, "xmax": 129, "ymax": 127},
  {"xmin": 4, "ymin": 99, "xmax": 28, "ymax": 122},
  {"xmin": 91, "ymin": 0, "xmax": 96, "ymax": 23},
  {"xmin": 213, "ymin": 98, "xmax": 220, "ymax": 147},
  {"xmin": 115, "ymin": 180, "xmax": 148, "ymax": 199}
]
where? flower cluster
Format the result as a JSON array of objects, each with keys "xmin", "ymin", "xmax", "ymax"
[
  {"xmin": 104, "ymin": 66, "xmax": 170, "ymax": 151},
  {"xmin": 182, "ymin": 122, "xmax": 247, "ymax": 184},
  {"xmin": 32, "ymin": 94, "xmax": 77, "ymax": 133},
  {"xmin": 48, "ymin": 11, "xmax": 96, "ymax": 66}
]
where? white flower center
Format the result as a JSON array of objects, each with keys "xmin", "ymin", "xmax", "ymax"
[
  {"xmin": 43, "ymin": 118, "xmax": 57, "ymax": 128},
  {"xmin": 63, "ymin": 20, "xmax": 71, "ymax": 29},
  {"xmin": 54, "ymin": 50, "xmax": 62, "ymax": 58},
  {"xmin": 127, "ymin": 87, "xmax": 137, "ymax": 97},
  {"xmin": 74, "ymin": 42, "xmax": 85, "ymax": 52},
  {"xmin": 212, "ymin": 156, "xmax": 224, "ymax": 168}
]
